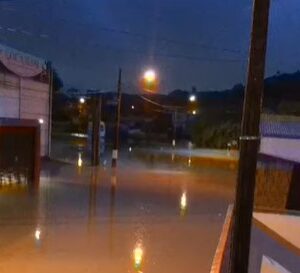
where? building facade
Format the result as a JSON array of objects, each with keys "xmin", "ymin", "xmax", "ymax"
[
  {"xmin": 255, "ymin": 114, "xmax": 300, "ymax": 210},
  {"xmin": 0, "ymin": 43, "xmax": 51, "ymax": 156}
]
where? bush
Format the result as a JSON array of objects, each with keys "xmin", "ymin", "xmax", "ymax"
[{"xmin": 191, "ymin": 121, "xmax": 240, "ymax": 149}]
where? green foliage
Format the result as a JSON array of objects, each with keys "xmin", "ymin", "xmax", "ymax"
[
  {"xmin": 191, "ymin": 121, "xmax": 240, "ymax": 149},
  {"xmin": 52, "ymin": 69, "xmax": 64, "ymax": 92}
]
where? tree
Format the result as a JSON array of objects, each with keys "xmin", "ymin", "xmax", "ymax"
[{"xmin": 52, "ymin": 69, "xmax": 64, "ymax": 92}]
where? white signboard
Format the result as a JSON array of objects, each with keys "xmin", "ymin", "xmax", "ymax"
[{"xmin": 0, "ymin": 44, "xmax": 45, "ymax": 77}]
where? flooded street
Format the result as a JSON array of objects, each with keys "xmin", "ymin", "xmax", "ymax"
[{"xmin": 0, "ymin": 162, "xmax": 235, "ymax": 273}]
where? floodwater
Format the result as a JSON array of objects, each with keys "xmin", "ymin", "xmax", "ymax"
[{"xmin": 0, "ymin": 161, "xmax": 235, "ymax": 273}]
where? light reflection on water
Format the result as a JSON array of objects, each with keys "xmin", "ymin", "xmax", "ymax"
[
  {"xmin": 77, "ymin": 152, "xmax": 83, "ymax": 167},
  {"xmin": 34, "ymin": 227, "xmax": 41, "ymax": 245},
  {"xmin": 180, "ymin": 191, "xmax": 188, "ymax": 217},
  {"xmin": 0, "ymin": 164, "xmax": 233, "ymax": 272},
  {"xmin": 133, "ymin": 242, "xmax": 144, "ymax": 271}
]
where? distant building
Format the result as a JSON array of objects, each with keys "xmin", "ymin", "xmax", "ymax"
[
  {"xmin": 255, "ymin": 114, "xmax": 300, "ymax": 210},
  {"xmin": 0, "ymin": 43, "xmax": 51, "ymax": 156}
]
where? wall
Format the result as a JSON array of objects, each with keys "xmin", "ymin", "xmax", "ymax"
[
  {"xmin": 0, "ymin": 72, "xmax": 50, "ymax": 156},
  {"xmin": 260, "ymin": 137, "xmax": 300, "ymax": 163},
  {"xmin": 249, "ymin": 214, "xmax": 300, "ymax": 273}
]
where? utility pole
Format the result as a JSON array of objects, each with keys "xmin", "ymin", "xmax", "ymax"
[
  {"xmin": 111, "ymin": 68, "xmax": 122, "ymax": 168},
  {"xmin": 230, "ymin": 0, "xmax": 271, "ymax": 273},
  {"xmin": 47, "ymin": 61, "xmax": 53, "ymax": 158},
  {"xmin": 172, "ymin": 109, "xmax": 177, "ymax": 148},
  {"xmin": 91, "ymin": 95, "xmax": 101, "ymax": 166}
]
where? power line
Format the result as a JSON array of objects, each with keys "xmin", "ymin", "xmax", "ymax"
[
  {"xmin": 85, "ymin": 25, "xmax": 245, "ymax": 55},
  {"xmin": 0, "ymin": 2, "xmax": 246, "ymax": 55},
  {"xmin": 138, "ymin": 94, "xmax": 184, "ymax": 110},
  {"xmin": 0, "ymin": 24, "xmax": 246, "ymax": 64},
  {"xmin": 89, "ymin": 41, "xmax": 246, "ymax": 63},
  {"xmin": 51, "ymin": 1, "xmax": 248, "ymax": 55}
]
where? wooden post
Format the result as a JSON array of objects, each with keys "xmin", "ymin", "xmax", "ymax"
[
  {"xmin": 91, "ymin": 96, "xmax": 101, "ymax": 166},
  {"xmin": 111, "ymin": 68, "xmax": 122, "ymax": 168},
  {"xmin": 230, "ymin": 0, "xmax": 271, "ymax": 272},
  {"xmin": 47, "ymin": 62, "xmax": 53, "ymax": 158}
]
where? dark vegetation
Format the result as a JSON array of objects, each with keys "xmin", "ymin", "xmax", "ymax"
[{"xmin": 52, "ymin": 70, "xmax": 300, "ymax": 148}]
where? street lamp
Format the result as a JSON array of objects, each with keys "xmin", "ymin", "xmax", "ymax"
[
  {"xmin": 143, "ymin": 69, "xmax": 156, "ymax": 82},
  {"xmin": 189, "ymin": 94, "xmax": 196, "ymax": 102},
  {"xmin": 131, "ymin": 105, "xmax": 135, "ymax": 110},
  {"xmin": 192, "ymin": 110, "xmax": 197, "ymax": 115},
  {"xmin": 141, "ymin": 69, "xmax": 158, "ymax": 93},
  {"xmin": 79, "ymin": 97, "xmax": 85, "ymax": 104}
]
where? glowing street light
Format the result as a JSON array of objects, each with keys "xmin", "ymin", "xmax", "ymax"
[
  {"xmin": 38, "ymin": 118, "xmax": 44, "ymax": 124},
  {"xmin": 143, "ymin": 69, "xmax": 156, "ymax": 83},
  {"xmin": 79, "ymin": 97, "xmax": 85, "ymax": 104},
  {"xmin": 131, "ymin": 105, "xmax": 135, "ymax": 110},
  {"xmin": 141, "ymin": 69, "xmax": 159, "ymax": 92},
  {"xmin": 192, "ymin": 110, "xmax": 197, "ymax": 115},
  {"xmin": 189, "ymin": 94, "xmax": 196, "ymax": 102}
]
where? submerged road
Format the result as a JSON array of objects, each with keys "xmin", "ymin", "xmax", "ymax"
[{"xmin": 0, "ymin": 161, "xmax": 235, "ymax": 273}]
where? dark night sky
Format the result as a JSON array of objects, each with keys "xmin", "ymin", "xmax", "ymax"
[{"xmin": 0, "ymin": 0, "xmax": 299, "ymax": 93}]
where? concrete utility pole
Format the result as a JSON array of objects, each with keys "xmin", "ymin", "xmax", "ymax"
[
  {"xmin": 91, "ymin": 96, "xmax": 101, "ymax": 166},
  {"xmin": 230, "ymin": 0, "xmax": 271, "ymax": 272},
  {"xmin": 111, "ymin": 68, "xmax": 122, "ymax": 168}
]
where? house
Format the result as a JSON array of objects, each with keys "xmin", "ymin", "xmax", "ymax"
[
  {"xmin": 0, "ymin": 43, "xmax": 51, "ymax": 157},
  {"xmin": 255, "ymin": 114, "xmax": 300, "ymax": 210}
]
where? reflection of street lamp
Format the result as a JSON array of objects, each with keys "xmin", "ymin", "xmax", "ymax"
[
  {"xmin": 180, "ymin": 192, "xmax": 187, "ymax": 209},
  {"xmin": 77, "ymin": 152, "xmax": 83, "ymax": 167},
  {"xmin": 180, "ymin": 192, "xmax": 188, "ymax": 216},
  {"xmin": 35, "ymin": 228, "xmax": 41, "ymax": 241},
  {"xmin": 133, "ymin": 243, "xmax": 144, "ymax": 270}
]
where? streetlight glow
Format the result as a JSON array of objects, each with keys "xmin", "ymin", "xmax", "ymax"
[
  {"xmin": 131, "ymin": 105, "xmax": 135, "ymax": 110},
  {"xmin": 143, "ymin": 69, "xmax": 156, "ymax": 83},
  {"xmin": 192, "ymin": 110, "xmax": 197, "ymax": 115},
  {"xmin": 79, "ymin": 97, "xmax": 85, "ymax": 104},
  {"xmin": 189, "ymin": 94, "xmax": 196, "ymax": 102},
  {"xmin": 140, "ymin": 68, "xmax": 159, "ymax": 92},
  {"xmin": 38, "ymin": 118, "xmax": 44, "ymax": 124}
]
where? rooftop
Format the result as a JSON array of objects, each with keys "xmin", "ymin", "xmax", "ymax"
[{"xmin": 260, "ymin": 114, "xmax": 300, "ymax": 139}]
